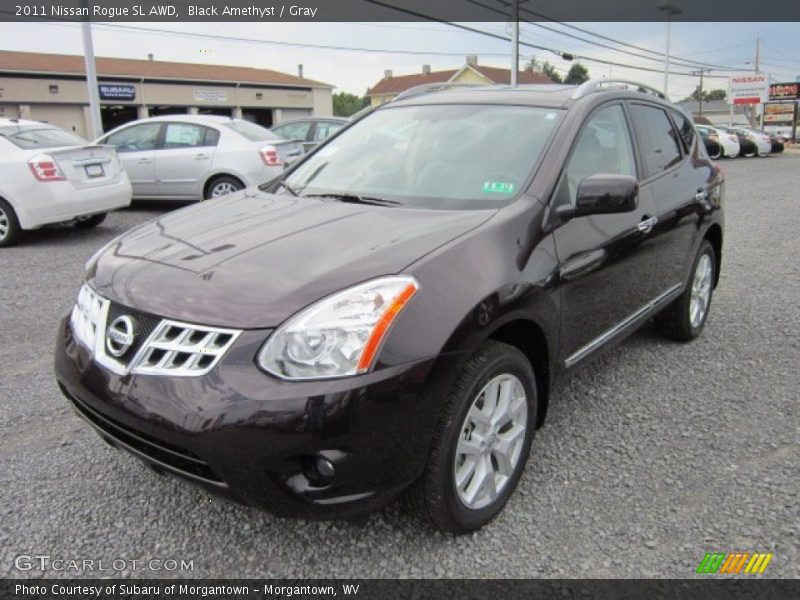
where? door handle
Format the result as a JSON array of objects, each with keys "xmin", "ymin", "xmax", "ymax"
[
  {"xmin": 637, "ymin": 215, "xmax": 658, "ymax": 234},
  {"xmin": 137, "ymin": 158, "xmax": 152, "ymax": 164},
  {"xmin": 194, "ymin": 154, "xmax": 209, "ymax": 160},
  {"xmin": 695, "ymin": 189, "xmax": 708, "ymax": 202}
]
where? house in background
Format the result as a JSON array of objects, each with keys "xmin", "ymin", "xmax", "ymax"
[{"xmin": 366, "ymin": 55, "xmax": 553, "ymax": 107}]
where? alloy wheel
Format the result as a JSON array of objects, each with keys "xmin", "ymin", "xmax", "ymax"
[
  {"xmin": 453, "ymin": 373, "xmax": 528, "ymax": 510},
  {"xmin": 210, "ymin": 181, "xmax": 238, "ymax": 198},
  {"xmin": 690, "ymin": 254, "xmax": 713, "ymax": 328},
  {"xmin": 0, "ymin": 205, "xmax": 8, "ymax": 240}
]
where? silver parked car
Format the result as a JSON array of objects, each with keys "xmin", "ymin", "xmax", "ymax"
[
  {"xmin": 271, "ymin": 117, "xmax": 348, "ymax": 153},
  {"xmin": 97, "ymin": 115, "xmax": 303, "ymax": 201}
]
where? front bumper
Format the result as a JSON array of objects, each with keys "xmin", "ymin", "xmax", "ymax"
[{"xmin": 54, "ymin": 315, "xmax": 440, "ymax": 519}]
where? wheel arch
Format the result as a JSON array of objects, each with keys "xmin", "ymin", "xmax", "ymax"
[
  {"xmin": 487, "ymin": 318, "xmax": 551, "ymax": 429},
  {"xmin": 201, "ymin": 172, "xmax": 246, "ymax": 200}
]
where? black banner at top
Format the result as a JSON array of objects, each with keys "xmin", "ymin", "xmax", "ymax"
[{"xmin": 3, "ymin": 0, "xmax": 800, "ymax": 22}]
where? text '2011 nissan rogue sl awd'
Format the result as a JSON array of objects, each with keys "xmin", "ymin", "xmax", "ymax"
[{"xmin": 55, "ymin": 80, "xmax": 724, "ymax": 533}]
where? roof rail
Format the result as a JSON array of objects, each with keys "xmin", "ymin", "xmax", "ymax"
[
  {"xmin": 393, "ymin": 82, "xmax": 482, "ymax": 102},
  {"xmin": 572, "ymin": 79, "xmax": 666, "ymax": 100}
]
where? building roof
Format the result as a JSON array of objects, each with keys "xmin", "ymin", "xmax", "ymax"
[
  {"xmin": 368, "ymin": 64, "xmax": 552, "ymax": 96},
  {"xmin": 0, "ymin": 50, "xmax": 332, "ymax": 88},
  {"xmin": 677, "ymin": 99, "xmax": 744, "ymax": 114}
]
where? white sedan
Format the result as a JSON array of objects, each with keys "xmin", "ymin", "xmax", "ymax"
[
  {"xmin": 97, "ymin": 115, "xmax": 304, "ymax": 201},
  {"xmin": 696, "ymin": 125, "xmax": 740, "ymax": 158},
  {"xmin": 0, "ymin": 119, "xmax": 131, "ymax": 248}
]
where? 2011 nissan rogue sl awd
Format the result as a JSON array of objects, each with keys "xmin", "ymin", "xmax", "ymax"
[{"xmin": 55, "ymin": 81, "xmax": 724, "ymax": 532}]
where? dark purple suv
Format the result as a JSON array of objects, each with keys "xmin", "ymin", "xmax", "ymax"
[{"xmin": 55, "ymin": 81, "xmax": 724, "ymax": 532}]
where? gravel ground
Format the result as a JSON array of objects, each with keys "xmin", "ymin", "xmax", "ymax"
[{"xmin": 1, "ymin": 154, "xmax": 798, "ymax": 579}]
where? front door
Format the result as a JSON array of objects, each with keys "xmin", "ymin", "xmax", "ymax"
[
  {"xmin": 103, "ymin": 122, "xmax": 162, "ymax": 198},
  {"xmin": 552, "ymin": 103, "xmax": 660, "ymax": 366}
]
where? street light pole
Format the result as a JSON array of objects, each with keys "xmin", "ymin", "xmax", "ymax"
[{"xmin": 657, "ymin": 2, "xmax": 683, "ymax": 99}]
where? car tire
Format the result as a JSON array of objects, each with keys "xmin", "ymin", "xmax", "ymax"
[
  {"xmin": 655, "ymin": 240, "xmax": 716, "ymax": 342},
  {"xmin": 205, "ymin": 176, "xmax": 243, "ymax": 200},
  {"xmin": 0, "ymin": 198, "xmax": 22, "ymax": 248},
  {"xmin": 742, "ymin": 147, "xmax": 756, "ymax": 158},
  {"xmin": 709, "ymin": 145, "xmax": 721, "ymax": 160},
  {"xmin": 74, "ymin": 213, "xmax": 107, "ymax": 229},
  {"xmin": 409, "ymin": 340, "xmax": 537, "ymax": 533}
]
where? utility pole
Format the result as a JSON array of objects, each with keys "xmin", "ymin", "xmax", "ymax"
[
  {"xmin": 657, "ymin": 2, "xmax": 683, "ymax": 99},
  {"xmin": 511, "ymin": 0, "xmax": 519, "ymax": 86},
  {"xmin": 692, "ymin": 68, "xmax": 712, "ymax": 117},
  {"xmin": 81, "ymin": 19, "xmax": 103, "ymax": 138},
  {"xmin": 751, "ymin": 37, "xmax": 760, "ymax": 128}
]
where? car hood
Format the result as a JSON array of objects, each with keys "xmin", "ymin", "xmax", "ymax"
[{"xmin": 90, "ymin": 190, "xmax": 494, "ymax": 328}]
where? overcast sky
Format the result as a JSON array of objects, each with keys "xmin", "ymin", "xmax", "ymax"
[{"xmin": 0, "ymin": 21, "xmax": 798, "ymax": 100}]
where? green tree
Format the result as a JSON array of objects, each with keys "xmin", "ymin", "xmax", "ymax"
[
  {"xmin": 541, "ymin": 61, "xmax": 563, "ymax": 83},
  {"xmin": 706, "ymin": 89, "xmax": 726, "ymax": 101},
  {"xmin": 333, "ymin": 92, "xmax": 367, "ymax": 117},
  {"xmin": 564, "ymin": 62, "xmax": 589, "ymax": 84},
  {"xmin": 525, "ymin": 56, "xmax": 540, "ymax": 72}
]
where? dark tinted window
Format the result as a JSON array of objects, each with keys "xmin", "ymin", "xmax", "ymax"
[
  {"xmin": 671, "ymin": 110, "xmax": 695, "ymax": 152},
  {"xmin": 0, "ymin": 125, "xmax": 86, "ymax": 149},
  {"xmin": 204, "ymin": 127, "xmax": 220, "ymax": 146},
  {"xmin": 630, "ymin": 104, "xmax": 683, "ymax": 178},
  {"xmin": 563, "ymin": 104, "xmax": 636, "ymax": 203}
]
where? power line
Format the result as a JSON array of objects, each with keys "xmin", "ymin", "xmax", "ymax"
[{"xmin": 36, "ymin": 21, "xmax": 515, "ymax": 58}]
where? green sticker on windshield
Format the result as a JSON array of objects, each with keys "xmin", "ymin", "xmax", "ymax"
[{"xmin": 483, "ymin": 181, "xmax": 515, "ymax": 194}]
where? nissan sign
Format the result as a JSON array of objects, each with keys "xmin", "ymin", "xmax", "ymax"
[{"xmin": 728, "ymin": 73, "xmax": 770, "ymax": 105}]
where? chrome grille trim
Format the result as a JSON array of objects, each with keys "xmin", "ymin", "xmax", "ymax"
[{"xmin": 70, "ymin": 283, "xmax": 241, "ymax": 377}]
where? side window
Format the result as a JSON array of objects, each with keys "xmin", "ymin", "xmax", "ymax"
[
  {"xmin": 273, "ymin": 121, "xmax": 311, "ymax": 141},
  {"xmin": 163, "ymin": 123, "xmax": 208, "ymax": 149},
  {"xmin": 104, "ymin": 123, "xmax": 161, "ymax": 153},
  {"xmin": 313, "ymin": 121, "xmax": 345, "ymax": 142},
  {"xmin": 561, "ymin": 104, "xmax": 637, "ymax": 204},
  {"xmin": 204, "ymin": 127, "xmax": 220, "ymax": 146},
  {"xmin": 671, "ymin": 111, "xmax": 695, "ymax": 152},
  {"xmin": 629, "ymin": 104, "xmax": 683, "ymax": 178}
]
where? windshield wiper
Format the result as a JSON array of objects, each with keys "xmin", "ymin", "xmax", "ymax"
[
  {"xmin": 274, "ymin": 180, "xmax": 300, "ymax": 196},
  {"xmin": 302, "ymin": 193, "xmax": 401, "ymax": 206}
]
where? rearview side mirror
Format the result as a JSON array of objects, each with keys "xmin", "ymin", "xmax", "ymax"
[{"xmin": 557, "ymin": 174, "xmax": 639, "ymax": 221}]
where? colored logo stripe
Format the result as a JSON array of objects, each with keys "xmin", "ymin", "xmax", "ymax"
[{"xmin": 697, "ymin": 552, "xmax": 773, "ymax": 574}]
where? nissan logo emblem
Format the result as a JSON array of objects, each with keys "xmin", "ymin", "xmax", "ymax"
[{"xmin": 106, "ymin": 315, "xmax": 137, "ymax": 357}]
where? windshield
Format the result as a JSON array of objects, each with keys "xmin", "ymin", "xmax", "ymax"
[
  {"xmin": 0, "ymin": 125, "xmax": 87, "ymax": 149},
  {"xmin": 278, "ymin": 104, "xmax": 564, "ymax": 209},
  {"xmin": 224, "ymin": 120, "xmax": 280, "ymax": 142}
]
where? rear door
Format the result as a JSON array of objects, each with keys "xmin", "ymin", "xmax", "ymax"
[
  {"xmin": 154, "ymin": 122, "xmax": 219, "ymax": 199},
  {"xmin": 629, "ymin": 104, "xmax": 711, "ymax": 294},
  {"xmin": 103, "ymin": 122, "xmax": 162, "ymax": 198},
  {"xmin": 552, "ymin": 102, "xmax": 660, "ymax": 367}
]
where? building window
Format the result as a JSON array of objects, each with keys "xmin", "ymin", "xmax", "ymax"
[
  {"xmin": 49, "ymin": 84, "xmax": 59, "ymax": 94},
  {"xmin": 255, "ymin": 92, "xmax": 263, "ymax": 100}
]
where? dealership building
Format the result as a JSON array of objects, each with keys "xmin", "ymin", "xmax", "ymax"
[{"xmin": 0, "ymin": 50, "xmax": 333, "ymax": 138}]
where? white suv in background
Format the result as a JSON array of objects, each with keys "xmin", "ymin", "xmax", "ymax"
[
  {"xmin": 0, "ymin": 119, "xmax": 131, "ymax": 247},
  {"xmin": 97, "ymin": 115, "xmax": 304, "ymax": 201}
]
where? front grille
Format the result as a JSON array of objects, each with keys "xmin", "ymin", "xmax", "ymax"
[
  {"xmin": 105, "ymin": 302, "xmax": 162, "ymax": 366},
  {"xmin": 70, "ymin": 283, "xmax": 241, "ymax": 377},
  {"xmin": 65, "ymin": 388, "xmax": 224, "ymax": 486}
]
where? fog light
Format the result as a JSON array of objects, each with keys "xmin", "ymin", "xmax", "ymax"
[{"xmin": 315, "ymin": 456, "xmax": 335, "ymax": 479}]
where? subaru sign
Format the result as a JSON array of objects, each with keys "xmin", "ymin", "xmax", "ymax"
[{"xmin": 98, "ymin": 84, "xmax": 136, "ymax": 101}]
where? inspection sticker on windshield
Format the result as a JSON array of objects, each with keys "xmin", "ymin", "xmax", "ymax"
[{"xmin": 483, "ymin": 181, "xmax": 515, "ymax": 194}]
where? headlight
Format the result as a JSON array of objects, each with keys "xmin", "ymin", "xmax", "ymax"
[{"xmin": 257, "ymin": 275, "xmax": 420, "ymax": 380}]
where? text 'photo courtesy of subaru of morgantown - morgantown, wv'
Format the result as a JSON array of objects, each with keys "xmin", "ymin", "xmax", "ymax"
[{"xmin": 54, "ymin": 80, "xmax": 724, "ymax": 532}]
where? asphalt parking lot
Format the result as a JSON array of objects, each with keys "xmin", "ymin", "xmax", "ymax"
[{"xmin": 1, "ymin": 153, "xmax": 798, "ymax": 579}]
